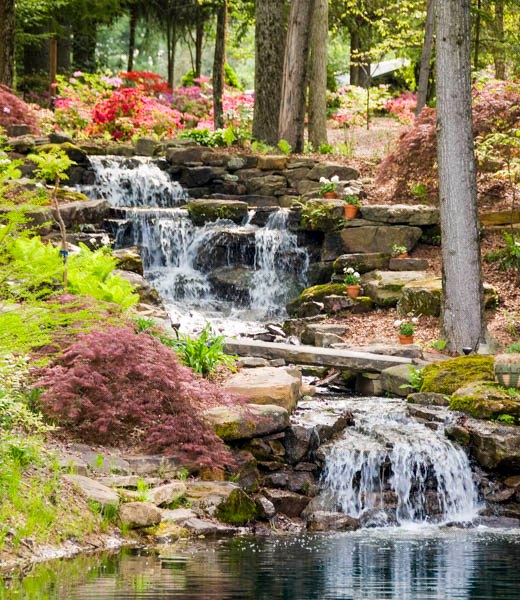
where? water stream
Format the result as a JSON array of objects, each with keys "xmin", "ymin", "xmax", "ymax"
[{"xmin": 80, "ymin": 156, "xmax": 309, "ymax": 335}]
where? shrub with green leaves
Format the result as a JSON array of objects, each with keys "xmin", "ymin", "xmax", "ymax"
[{"xmin": 505, "ymin": 341, "xmax": 520, "ymax": 354}]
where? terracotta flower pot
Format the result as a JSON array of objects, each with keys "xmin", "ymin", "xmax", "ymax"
[
  {"xmin": 323, "ymin": 191, "xmax": 338, "ymax": 199},
  {"xmin": 398, "ymin": 334, "xmax": 414, "ymax": 345},
  {"xmin": 345, "ymin": 284, "xmax": 361, "ymax": 298},
  {"xmin": 396, "ymin": 252, "xmax": 408, "ymax": 259},
  {"xmin": 344, "ymin": 204, "xmax": 359, "ymax": 219}
]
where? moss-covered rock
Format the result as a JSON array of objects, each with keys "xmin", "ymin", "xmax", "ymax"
[
  {"xmin": 286, "ymin": 283, "xmax": 346, "ymax": 316},
  {"xmin": 187, "ymin": 199, "xmax": 248, "ymax": 226},
  {"xmin": 36, "ymin": 142, "xmax": 88, "ymax": 163},
  {"xmin": 56, "ymin": 188, "xmax": 90, "ymax": 203},
  {"xmin": 298, "ymin": 199, "xmax": 344, "ymax": 232},
  {"xmin": 214, "ymin": 488, "xmax": 258, "ymax": 525},
  {"xmin": 420, "ymin": 356, "xmax": 495, "ymax": 395},
  {"xmin": 450, "ymin": 381, "xmax": 520, "ymax": 420}
]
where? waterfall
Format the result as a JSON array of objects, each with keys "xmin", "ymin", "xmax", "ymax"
[
  {"xmin": 81, "ymin": 156, "xmax": 188, "ymax": 207},
  {"xmin": 321, "ymin": 397, "xmax": 480, "ymax": 525},
  {"xmin": 80, "ymin": 156, "xmax": 309, "ymax": 334}
]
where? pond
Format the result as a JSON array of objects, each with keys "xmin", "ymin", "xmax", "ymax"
[{"xmin": 3, "ymin": 527, "xmax": 520, "ymax": 599}]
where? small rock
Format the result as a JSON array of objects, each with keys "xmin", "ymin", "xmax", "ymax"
[
  {"xmin": 119, "ymin": 502, "xmax": 162, "ymax": 528},
  {"xmin": 161, "ymin": 508, "xmax": 198, "ymax": 523},
  {"xmin": 148, "ymin": 482, "xmax": 187, "ymax": 507},
  {"xmin": 262, "ymin": 488, "xmax": 311, "ymax": 517},
  {"xmin": 65, "ymin": 475, "xmax": 119, "ymax": 507},
  {"xmin": 182, "ymin": 518, "xmax": 235, "ymax": 536},
  {"xmin": 255, "ymin": 495, "xmax": 276, "ymax": 519},
  {"xmin": 270, "ymin": 358, "xmax": 286, "ymax": 367},
  {"xmin": 485, "ymin": 488, "xmax": 516, "ymax": 503},
  {"xmin": 237, "ymin": 357, "xmax": 269, "ymax": 368},
  {"xmin": 407, "ymin": 392, "xmax": 450, "ymax": 406},
  {"xmin": 504, "ymin": 475, "xmax": 520, "ymax": 489},
  {"xmin": 307, "ymin": 511, "xmax": 360, "ymax": 531}
]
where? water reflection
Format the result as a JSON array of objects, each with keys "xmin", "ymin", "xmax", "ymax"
[{"xmin": 3, "ymin": 528, "xmax": 520, "ymax": 599}]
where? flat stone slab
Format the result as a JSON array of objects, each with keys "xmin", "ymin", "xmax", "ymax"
[
  {"xmin": 389, "ymin": 257, "xmax": 429, "ymax": 271},
  {"xmin": 223, "ymin": 339, "xmax": 412, "ymax": 372},
  {"xmin": 65, "ymin": 475, "xmax": 119, "ymax": 507},
  {"xmin": 362, "ymin": 270, "xmax": 431, "ymax": 307},
  {"xmin": 330, "ymin": 343, "xmax": 422, "ymax": 359},
  {"xmin": 333, "ymin": 253, "xmax": 390, "ymax": 274},
  {"xmin": 360, "ymin": 204, "xmax": 440, "ymax": 225},
  {"xmin": 381, "ymin": 364, "xmax": 416, "ymax": 397},
  {"xmin": 339, "ymin": 225, "xmax": 422, "ymax": 255},
  {"xmin": 204, "ymin": 403, "xmax": 290, "ymax": 441}
]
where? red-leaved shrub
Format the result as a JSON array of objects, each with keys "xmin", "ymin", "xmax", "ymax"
[
  {"xmin": 34, "ymin": 326, "xmax": 243, "ymax": 468},
  {"xmin": 376, "ymin": 77, "xmax": 520, "ymax": 201},
  {"xmin": 0, "ymin": 84, "xmax": 40, "ymax": 134}
]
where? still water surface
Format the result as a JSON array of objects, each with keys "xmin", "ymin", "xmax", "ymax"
[{"xmin": 3, "ymin": 527, "xmax": 520, "ymax": 600}]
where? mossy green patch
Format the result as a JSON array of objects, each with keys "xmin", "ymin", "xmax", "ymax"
[
  {"xmin": 450, "ymin": 381, "xmax": 520, "ymax": 420},
  {"xmin": 286, "ymin": 283, "xmax": 346, "ymax": 316},
  {"xmin": 420, "ymin": 355, "xmax": 494, "ymax": 395},
  {"xmin": 214, "ymin": 488, "xmax": 257, "ymax": 525}
]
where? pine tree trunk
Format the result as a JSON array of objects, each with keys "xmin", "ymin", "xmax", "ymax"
[
  {"xmin": 492, "ymin": 0, "xmax": 505, "ymax": 79},
  {"xmin": 436, "ymin": 0, "xmax": 486, "ymax": 352},
  {"xmin": 349, "ymin": 27, "xmax": 360, "ymax": 85},
  {"xmin": 279, "ymin": 0, "xmax": 314, "ymax": 152},
  {"xmin": 128, "ymin": 4, "xmax": 137, "ymax": 72},
  {"xmin": 308, "ymin": 0, "xmax": 328, "ymax": 149},
  {"xmin": 195, "ymin": 6, "xmax": 204, "ymax": 79},
  {"xmin": 167, "ymin": 21, "xmax": 177, "ymax": 88},
  {"xmin": 0, "ymin": 0, "xmax": 16, "ymax": 87},
  {"xmin": 416, "ymin": 0, "xmax": 435, "ymax": 116},
  {"xmin": 213, "ymin": 1, "xmax": 227, "ymax": 130},
  {"xmin": 473, "ymin": 0, "xmax": 481, "ymax": 69},
  {"xmin": 252, "ymin": 0, "xmax": 286, "ymax": 145}
]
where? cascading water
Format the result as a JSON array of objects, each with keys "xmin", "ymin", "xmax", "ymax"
[
  {"xmin": 80, "ymin": 156, "xmax": 309, "ymax": 334},
  {"xmin": 319, "ymin": 397, "xmax": 480, "ymax": 525}
]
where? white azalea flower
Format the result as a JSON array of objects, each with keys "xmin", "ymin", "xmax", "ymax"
[
  {"xmin": 354, "ymin": 272, "xmax": 360, "ymax": 278},
  {"xmin": 319, "ymin": 177, "xmax": 329, "ymax": 184},
  {"xmin": 346, "ymin": 267, "xmax": 354, "ymax": 273},
  {"xmin": 394, "ymin": 320, "xmax": 402, "ymax": 327},
  {"xmin": 331, "ymin": 175, "xmax": 340, "ymax": 183}
]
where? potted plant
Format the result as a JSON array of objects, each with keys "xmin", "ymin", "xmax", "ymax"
[
  {"xmin": 394, "ymin": 317, "xmax": 418, "ymax": 344},
  {"xmin": 319, "ymin": 175, "xmax": 339, "ymax": 199},
  {"xmin": 392, "ymin": 244, "xmax": 408, "ymax": 259},
  {"xmin": 344, "ymin": 195, "xmax": 361, "ymax": 219},
  {"xmin": 495, "ymin": 343, "xmax": 520, "ymax": 389},
  {"xmin": 343, "ymin": 267, "xmax": 361, "ymax": 297}
]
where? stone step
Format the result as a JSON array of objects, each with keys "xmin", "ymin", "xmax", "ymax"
[{"xmin": 223, "ymin": 338, "xmax": 412, "ymax": 372}]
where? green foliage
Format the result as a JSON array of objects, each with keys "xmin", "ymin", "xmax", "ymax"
[
  {"xmin": 502, "ymin": 232, "xmax": 520, "ymax": 271},
  {"xmin": 179, "ymin": 126, "xmax": 245, "ymax": 148},
  {"xmin": 392, "ymin": 244, "xmax": 407, "ymax": 257},
  {"xmin": 250, "ymin": 140, "xmax": 275, "ymax": 154},
  {"xmin": 164, "ymin": 324, "xmax": 237, "ymax": 376},
  {"xmin": 135, "ymin": 478, "xmax": 150, "ymax": 502},
  {"xmin": 182, "ymin": 63, "xmax": 243, "ymax": 90},
  {"xmin": 296, "ymin": 200, "xmax": 344, "ymax": 231},
  {"xmin": 408, "ymin": 182, "xmax": 427, "ymax": 198},
  {"xmin": 27, "ymin": 148, "xmax": 75, "ymax": 184},
  {"xmin": 496, "ymin": 414, "xmax": 516, "ymax": 425},
  {"xmin": 277, "ymin": 139, "xmax": 292, "ymax": 155},
  {"xmin": 420, "ymin": 356, "xmax": 495, "ymax": 395},
  {"xmin": 318, "ymin": 143, "xmax": 335, "ymax": 154},
  {"xmin": 344, "ymin": 195, "xmax": 360, "ymax": 206},
  {"xmin": 505, "ymin": 341, "xmax": 520, "ymax": 354},
  {"xmin": 401, "ymin": 365, "xmax": 423, "ymax": 391}
]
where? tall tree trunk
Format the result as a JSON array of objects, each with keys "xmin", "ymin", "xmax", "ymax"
[
  {"xmin": 128, "ymin": 4, "xmax": 137, "ymax": 72},
  {"xmin": 279, "ymin": 0, "xmax": 314, "ymax": 152},
  {"xmin": 492, "ymin": 0, "xmax": 505, "ymax": 79},
  {"xmin": 195, "ymin": 5, "xmax": 204, "ymax": 79},
  {"xmin": 57, "ymin": 24, "xmax": 72, "ymax": 74},
  {"xmin": 308, "ymin": 0, "xmax": 328, "ymax": 149},
  {"xmin": 349, "ymin": 27, "xmax": 360, "ymax": 85},
  {"xmin": 436, "ymin": 0, "xmax": 486, "ymax": 353},
  {"xmin": 0, "ymin": 0, "xmax": 15, "ymax": 87},
  {"xmin": 473, "ymin": 0, "xmax": 481, "ymax": 69},
  {"xmin": 213, "ymin": 1, "xmax": 227, "ymax": 130},
  {"xmin": 167, "ymin": 20, "xmax": 177, "ymax": 88},
  {"xmin": 72, "ymin": 21, "xmax": 97, "ymax": 72},
  {"xmin": 252, "ymin": 0, "xmax": 286, "ymax": 145},
  {"xmin": 416, "ymin": 0, "xmax": 435, "ymax": 116}
]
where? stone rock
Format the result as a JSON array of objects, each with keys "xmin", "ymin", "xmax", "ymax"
[
  {"xmin": 107, "ymin": 144, "xmax": 135, "ymax": 157},
  {"xmin": 485, "ymin": 488, "xmax": 515, "ymax": 503},
  {"xmin": 213, "ymin": 488, "xmax": 258, "ymax": 524},
  {"xmin": 247, "ymin": 175, "xmax": 287, "ymax": 197},
  {"xmin": 204, "ymin": 403, "xmax": 290, "ymax": 441},
  {"xmin": 307, "ymin": 511, "xmax": 360, "ymax": 531},
  {"xmin": 406, "ymin": 404, "xmax": 446, "ymax": 423},
  {"xmin": 194, "ymin": 229, "xmax": 255, "ymax": 271},
  {"xmin": 180, "ymin": 166, "xmax": 220, "ymax": 187},
  {"xmin": 475, "ymin": 516, "xmax": 520, "ymax": 528},
  {"xmin": 389, "ymin": 257, "xmax": 430, "ymax": 271},
  {"xmin": 381, "ymin": 364, "xmax": 416, "ymax": 397},
  {"xmin": 119, "ymin": 502, "xmax": 162, "ymax": 528},
  {"xmin": 147, "ymin": 482, "xmax": 187, "ymax": 507},
  {"xmin": 333, "ymin": 252, "xmax": 390, "ymax": 275},
  {"xmin": 356, "ymin": 372, "xmax": 383, "ymax": 395},
  {"xmin": 135, "ymin": 137, "xmax": 158, "ymax": 156},
  {"xmin": 71, "ymin": 446, "xmax": 131, "ymax": 475},
  {"xmin": 291, "ymin": 402, "xmax": 349, "ymax": 443},
  {"xmin": 182, "ymin": 518, "xmax": 236, "ymax": 536},
  {"xmin": 399, "ymin": 278, "xmax": 499, "ymax": 316},
  {"xmin": 78, "ymin": 143, "xmax": 106, "ymax": 156},
  {"xmin": 49, "ymin": 132, "xmax": 74, "ymax": 144},
  {"xmin": 7, "ymin": 124, "xmax": 32, "ymax": 137},
  {"xmin": 303, "ymin": 323, "xmax": 348, "ymax": 346},
  {"xmin": 56, "ymin": 453, "xmax": 88, "ymax": 476},
  {"xmin": 38, "ymin": 142, "xmax": 88, "ymax": 164},
  {"xmin": 249, "ymin": 206, "xmax": 279, "ymax": 227},
  {"xmin": 307, "ymin": 163, "xmax": 359, "ymax": 182},
  {"xmin": 255, "ymin": 495, "xmax": 276, "ymax": 519},
  {"xmin": 283, "ymin": 425, "xmax": 320, "ymax": 464},
  {"xmin": 286, "ymin": 471, "xmax": 317, "ymax": 496},
  {"xmin": 262, "ymin": 488, "xmax": 311, "ymax": 517},
  {"xmin": 360, "ymin": 204, "xmax": 440, "ymax": 225},
  {"xmin": 184, "ymin": 482, "xmax": 258, "ymax": 525},
  {"xmin": 407, "ymin": 392, "xmax": 450, "ymax": 406},
  {"xmin": 286, "ymin": 283, "xmax": 348, "ymax": 316},
  {"xmin": 55, "ymin": 198, "xmax": 111, "ymax": 229},
  {"xmin": 166, "ymin": 146, "xmax": 208, "ymax": 164},
  {"xmin": 339, "ymin": 226, "xmax": 422, "ymax": 255},
  {"xmin": 230, "ymin": 450, "xmax": 260, "ymax": 493},
  {"xmin": 223, "ymin": 367, "xmax": 301, "ymax": 413},
  {"xmin": 450, "ymin": 382, "xmax": 520, "ymax": 420},
  {"xmin": 237, "ymin": 357, "xmax": 269, "ymax": 368},
  {"xmin": 112, "ymin": 246, "xmax": 143, "ymax": 275},
  {"xmin": 257, "ymin": 155, "xmax": 288, "ymax": 170},
  {"xmin": 321, "ymin": 295, "xmax": 373, "ymax": 315},
  {"xmin": 161, "ymin": 507, "xmax": 198, "ymax": 523},
  {"xmin": 307, "ymin": 262, "xmax": 335, "ymax": 286},
  {"xmin": 208, "ymin": 266, "xmax": 254, "ymax": 304},
  {"xmin": 8, "ymin": 135, "xmax": 36, "ymax": 153},
  {"xmin": 462, "ymin": 420, "xmax": 520, "ymax": 470},
  {"xmin": 123, "ymin": 455, "xmax": 181, "ymax": 476},
  {"xmin": 227, "ymin": 156, "xmax": 246, "ymax": 170},
  {"xmin": 505, "ymin": 476, "xmax": 520, "ymax": 488},
  {"xmin": 282, "ymin": 315, "xmax": 328, "ymax": 339},
  {"xmin": 445, "ymin": 425, "xmax": 471, "ymax": 446},
  {"xmin": 270, "ymin": 359, "xmax": 286, "ymax": 367},
  {"xmin": 65, "ymin": 475, "xmax": 119, "ymax": 507},
  {"xmin": 115, "ymin": 270, "xmax": 162, "ymax": 306},
  {"xmin": 287, "ymin": 158, "xmax": 317, "ymax": 169},
  {"xmin": 97, "ymin": 475, "xmax": 161, "ymax": 489},
  {"xmin": 334, "ymin": 343, "xmax": 421, "ymax": 359},
  {"xmin": 362, "ymin": 270, "xmax": 431, "ymax": 307},
  {"xmin": 420, "ymin": 356, "xmax": 495, "ymax": 395},
  {"xmin": 296, "ymin": 180, "xmax": 321, "ymax": 196},
  {"xmin": 187, "ymin": 199, "xmax": 248, "ymax": 226}
]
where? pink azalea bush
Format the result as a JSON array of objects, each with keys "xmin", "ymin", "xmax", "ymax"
[
  {"xmin": 328, "ymin": 84, "xmax": 394, "ymax": 129},
  {"xmin": 385, "ymin": 92, "xmax": 417, "ymax": 124}
]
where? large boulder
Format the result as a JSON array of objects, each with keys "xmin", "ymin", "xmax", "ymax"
[
  {"xmin": 147, "ymin": 482, "xmax": 187, "ymax": 507},
  {"xmin": 450, "ymin": 382, "xmax": 520, "ymax": 420},
  {"xmin": 420, "ymin": 356, "xmax": 495, "ymax": 395},
  {"xmin": 184, "ymin": 481, "xmax": 257, "ymax": 524},
  {"xmin": 112, "ymin": 246, "xmax": 143, "ymax": 275},
  {"xmin": 187, "ymin": 199, "xmax": 248, "ymax": 226},
  {"xmin": 463, "ymin": 421, "xmax": 520, "ymax": 471},
  {"xmin": 362, "ymin": 270, "xmax": 431, "ymax": 307},
  {"xmin": 114, "ymin": 270, "xmax": 161, "ymax": 306},
  {"xmin": 307, "ymin": 163, "xmax": 359, "ymax": 182},
  {"xmin": 208, "ymin": 266, "xmax": 254, "ymax": 304},
  {"xmin": 119, "ymin": 502, "xmax": 162, "ymax": 528},
  {"xmin": 338, "ymin": 225, "xmax": 422, "ymax": 255},
  {"xmin": 65, "ymin": 475, "xmax": 119, "ymax": 508},
  {"xmin": 262, "ymin": 488, "xmax": 311, "ymax": 517},
  {"xmin": 193, "ymin": 229, "xmax": 256, "ymax": 271},
  {"xmin": 306, "ymin": 511, "xmax": 360, "ymax": 531},
  {"xmin": 204, "ymin": 404, "xmax": 290, "ymax": 441},
  {"xmin": 55, "ymin": 198, "xmax": 111, "ymax": 229},
  {"xmin": 283, "ymin": 425, "xmax": 320, "ymax": 464},
  {"xmin": 223, "ymin": 367, "xmax": 302, "ymax": 413},
  {"xmin": 359, "ymin": 204, "xmax": 439, "ymax": 226},
  {"xmin": 399, "ymin": 278, "xmax": 499, "ymax": 316},
  {"xmin": 286, "ymin": 283, "xmax": 346, "ymax": 315},
  {"xmin": 333, "ymin": 253, "xmax": 390, "ymax": 275},
  {"xmin": 380, "ymin": 364, "xmax": 416, "ymax": 397},
  {"xmin": 247, "ymin": 175, "xmax": 287, "ymax": 196}
]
